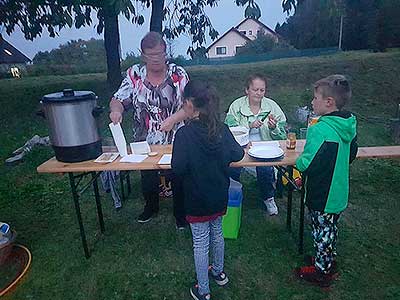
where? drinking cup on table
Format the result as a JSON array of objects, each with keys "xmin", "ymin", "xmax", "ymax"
[
  {"xmin": 286, "ymin": 132, "xmax": 297, "ymax": 150},
  {"xmin": 300, "ymin": 128, "xmax": 308, "ymax": 140}
]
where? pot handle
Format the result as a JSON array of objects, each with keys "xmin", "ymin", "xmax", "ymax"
[{"xmin": 92, "ymin": 106, "xmax": 104, "ymax": 118}]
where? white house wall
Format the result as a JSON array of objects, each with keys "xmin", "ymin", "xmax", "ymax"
[
  {"xmin": 207, "ymin": 31, "xmax": 247, "ymax": 58},
  {"xmin": 237, "ymin": 18, "xmax": 277, "ymax": 41}
]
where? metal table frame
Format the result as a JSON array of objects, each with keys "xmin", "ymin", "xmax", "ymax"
[
  {"xmin": 38, "ymin": 144, "xmax": 400, "ymax": 258},
  {"xmin": 65, "ymin": 166, "xmax": 304, "ymax": 259}
]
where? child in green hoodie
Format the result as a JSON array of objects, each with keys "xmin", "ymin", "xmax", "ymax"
[{"xmin": 294, "ymin": 75, "xmax": 358, "ymax": 287}]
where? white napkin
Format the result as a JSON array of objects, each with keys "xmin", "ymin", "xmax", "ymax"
[
  {"xmin": 158, "ymin": 154, "xmax": 172, "ymax": 165},
  {"xmin": 130, "ymin": 141, "xmax": 151, "ymax": 154},
  {"xmin": 109, "ymin": 122, "xmax": 128, "ymax": 157},
  {"xmin": 120, "ymin": 154, "xmax": 148, "ymax": 163}
]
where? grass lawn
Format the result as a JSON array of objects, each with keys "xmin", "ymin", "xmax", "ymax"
[{"xmin": 1, "ymin": 50, "xmax": 400, "ymax": 300}]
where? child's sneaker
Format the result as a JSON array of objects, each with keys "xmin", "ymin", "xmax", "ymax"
[
  {"xmin": 208, "ymin": 266, "xmax": 229, "ymax": 286},
  {"xmin": 294, "ymin": 265, "xmax": 335, "ymax": 287},
  {"xmin": 190, "ymin": 284, "xmax": 211, "ymax": 300},
  {"xmin": 264, "ymin": 197, "xmax": 278, "ymax": 216}
]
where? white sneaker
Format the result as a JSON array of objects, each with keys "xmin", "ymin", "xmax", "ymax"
[{"xmin": 264, "ymin": 197, "xmax": 278, "ymax": 216}]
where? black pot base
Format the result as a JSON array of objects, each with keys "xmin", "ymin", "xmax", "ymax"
[{"xmin": 53, "ymin": 140, "xmax": 102, "ymax": 163}]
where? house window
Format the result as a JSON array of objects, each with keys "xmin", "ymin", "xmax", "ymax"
[
  {"xmin": 10, "ymin": 67, "xmax": 21, "ymax": 78},
  {"xmin": 235, "ymin": 46, "xmax": 243, "ymax": 54},
  {"xmin": 240, "ymin": 30, "xmax": 246, "ymax": 35},
  {"xmin": 249, "ymin": 30, "xmax": 253, "ymax": 35},
  {"xmin": 216, "ymin": 46, "xmax": 227, "ymax": 55}
]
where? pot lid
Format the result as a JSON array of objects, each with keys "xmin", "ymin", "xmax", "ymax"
[{"xmin": 42, "ymin": 89, "xmax": 96, "ymax": 103}]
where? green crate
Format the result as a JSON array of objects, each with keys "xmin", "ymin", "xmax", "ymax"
[{"xmin": 222, "ymin": 205, "xmax": 242, "ymax": 239}]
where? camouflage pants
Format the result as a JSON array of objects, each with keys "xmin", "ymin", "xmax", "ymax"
[{"xmin": 309, "ymin": 210, "xmax": 341, "ymax": 274}]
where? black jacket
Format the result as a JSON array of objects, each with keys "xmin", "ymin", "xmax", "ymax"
[{"xmin": 171, "ymin": 120, "xmax": 244, "ymax": 217}]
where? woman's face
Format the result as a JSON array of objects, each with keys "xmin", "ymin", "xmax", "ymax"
[
  {"xmin": 142, "ymin": 44, "xmax": 166, "ymax": 72},
  {"xmin": 246, "ymin": 78, "xmax": 266, "ymax": 104}
]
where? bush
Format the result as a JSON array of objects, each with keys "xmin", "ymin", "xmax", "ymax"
[{"xmin": 236, "ymin": 30, "xmax": 292, "ymax": 56}]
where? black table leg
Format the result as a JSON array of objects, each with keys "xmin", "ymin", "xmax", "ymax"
[
  {"xmin": 298, "ymin": 180, "xmax": 305, "ymax": 254},
  {"xmin": 92, "ymin": 172, "xmax": 105, "ymax": 233},
  {"xmin": 120, "ymin": 173, "xmax": 126, "ymax": 202},
  {"xmin": 68, "ymin": 173, "xmax": 90, "ymax": 259},
  {"xmin": 286, "ymin": 166, "xmax": 294, "ymax": 232},
  {"xmin": 126, "ymin": 172, "xmax": 131, "ymax": 195}
]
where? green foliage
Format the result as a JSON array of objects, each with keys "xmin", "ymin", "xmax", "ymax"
[
  {"xmin": 235, "ymin": 0, "xmax": 262, "ymax": 19},
  {"xmin": 276, "ymin": 0, "xmax": 400, "ymax": 51},
  {"xmin": 276, "ymin": 0, "xmax": 341, "ymax": 49},
  {"xmin": 33, "ymin": 39, "xmax": 106, "ymax": 65},
  {"xmin": 120, "ymin": 52, "xmax": 141, "ymax": 71},
  {"xmin": 163, "ymin": 0, "xmax": 220, "ymax": 58},
  {"xmin": 236, "ymin": 30, "xmax": 292, "ymax": 56},
  {"xmin": 27, "ymin": 39, "xmax": 107, "ymax": 76}
]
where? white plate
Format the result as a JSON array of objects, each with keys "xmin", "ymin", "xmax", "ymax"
[{"xmin": 248, "ymin": 146, "xmax": 284, "ymax": 159}]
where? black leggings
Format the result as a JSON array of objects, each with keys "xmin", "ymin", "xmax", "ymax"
[{"xmin": 140, "ymin": 170, "xmax": 185, "ymax": 222}]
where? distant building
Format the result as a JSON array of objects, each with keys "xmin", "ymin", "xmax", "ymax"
[
  {"xmin": 0, "ymin": 34, "xmax": 31, "ymax": 78},
  {"xmin": 206, "ymin": 18, "xmax": 278, "ymax": 59}
]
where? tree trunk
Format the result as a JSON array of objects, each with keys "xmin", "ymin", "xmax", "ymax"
[
  {"xmin": 104, "ymin": 8, "xmax": 122, "ymax": 92},
  {"xmin": 150, "ymin": 0, "xmax": 164, "ymax": 33}
]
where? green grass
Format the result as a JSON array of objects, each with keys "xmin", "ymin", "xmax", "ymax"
[{"xmin": 1, "ymin": 50, "xmax": 400, "ymax": 299}]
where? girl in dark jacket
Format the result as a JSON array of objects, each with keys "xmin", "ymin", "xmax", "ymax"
[{"xmin": 172, "ymin": 80, "xmax": 244, "ymax": 300}]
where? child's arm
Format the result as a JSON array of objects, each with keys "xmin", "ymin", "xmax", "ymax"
[
  {"xmin": 171, "ymin": 129, "xmax": 188, "ymax": 176},
  {"xmin": 224, "ymin": 125, "xmax": 245, "ymax": 162},
  {"xmin": 296, "ymin": 126, "xmax": 325, "ymax": 173}
]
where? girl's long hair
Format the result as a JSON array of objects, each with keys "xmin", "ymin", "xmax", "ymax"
[{"xmin": 183, "ymin": 80, "xmax": 221, "ymax": 140}]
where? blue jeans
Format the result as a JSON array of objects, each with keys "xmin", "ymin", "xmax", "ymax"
[
  {"xmin": 190, "ymin": 216, "xmax": 224, "ymax": 295},
  {"xmin": 230, "ymin": 166, "xmax": 276, "ymax": 200}
]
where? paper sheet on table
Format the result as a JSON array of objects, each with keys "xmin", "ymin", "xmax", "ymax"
[
  {"xmin": 251, "ymin": 141, "xmax": 280, "ymax": 148},
  {"xmin": 109, "ymin": 122, "xmax": 128, "ymax": 157},
  {"xmin": 130, "ymin": 141, "xmax": 151, "ymax": 154},
  {"xmin": 158, "ymin": 154, "xmax": 172, "ymax": 165},
  {"xmin": 120, "ymin": 154, "xmax": 148, "ymax": 163}
]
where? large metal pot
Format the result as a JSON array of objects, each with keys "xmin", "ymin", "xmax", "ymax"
[{"xmin": 41, "ymin": 89, "xmax": 103, "ymax": 163}]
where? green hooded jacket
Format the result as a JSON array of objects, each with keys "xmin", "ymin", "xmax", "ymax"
[
  {"xmin": 296, "ymin": 111, "xmax": 358, "ymax": 213},
  {"xmin": 225, "ymin": 96, "xmax": 287, "ymax": 141}
]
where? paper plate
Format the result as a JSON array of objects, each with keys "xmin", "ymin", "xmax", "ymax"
[{"xmin": 248, "ymin": 146, "xmax": 284, "ymax": 160}]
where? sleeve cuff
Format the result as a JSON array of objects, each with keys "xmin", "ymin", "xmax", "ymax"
[{"xmin": 269, "ymin": 127, "xmax": 281, "ymax": 135}]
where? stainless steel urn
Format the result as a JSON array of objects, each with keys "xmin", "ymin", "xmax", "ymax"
[{"xmin": 41, "ymin": 89, "xmax": 103, "ymax": 162}]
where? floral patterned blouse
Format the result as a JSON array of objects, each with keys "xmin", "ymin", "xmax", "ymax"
[{"xmin": 113, "ymin": 63, "xmax": 189, "ymax": 145}]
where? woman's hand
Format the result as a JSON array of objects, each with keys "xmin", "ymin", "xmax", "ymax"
[
  {"xmin": 109, "ymin": 111, "xmax": 123, "ymax": 124},
  {"xmin": 267, "ymin": 114, "xmax": 277, "ymax": 130},
  {"xmin": 250, "ymin": 119, "xmax": 264, "ymax": 129}
]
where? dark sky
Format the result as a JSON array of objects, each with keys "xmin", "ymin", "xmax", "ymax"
[{"xmin": 3, "ymin": 1, "xmax": 289, "ymax": 59}]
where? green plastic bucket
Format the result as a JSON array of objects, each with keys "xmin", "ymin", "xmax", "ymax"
[{"xmin": 222, "ymin": 205, "xmax": 242, "ymax": 239}]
